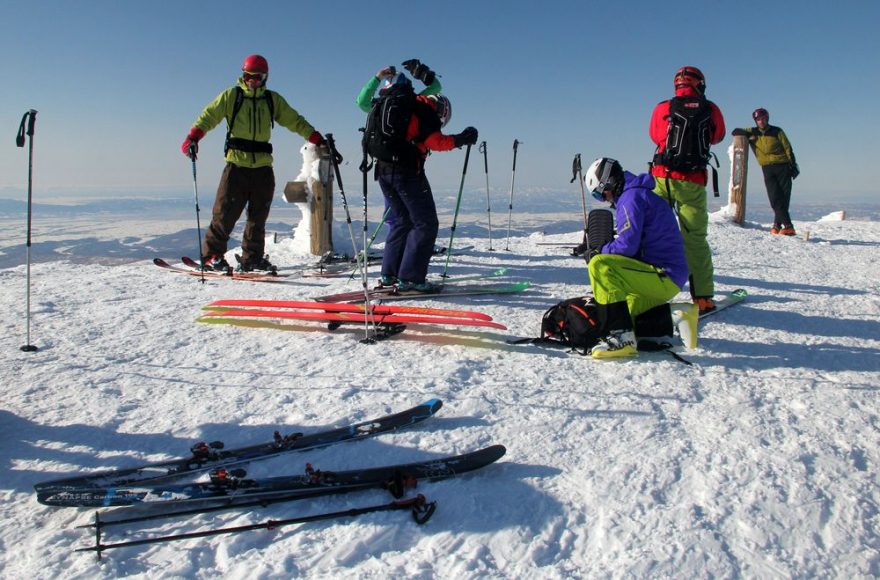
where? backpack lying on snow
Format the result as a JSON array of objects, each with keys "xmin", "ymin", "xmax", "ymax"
[
  {"xmin": 510, "ymin": 299, "xmax": 690, "ymax": 362},
  {"xmin": 509, "ymin": 296, "xmax": 603, "ymax": 355}
]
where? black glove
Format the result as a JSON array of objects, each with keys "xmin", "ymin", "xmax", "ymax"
[
  {"xmin": 588, "ymin": 248, "xmax": 601, "ymax": 261},
  {"xmin": 402, "ymin": 59, "xmax": 436, "ymax": 85},
  {"xmin": 731, "ymin": 128, "xmax": 749, "ymax": 137},
  {"xmin": 790, "ymin": 163, "xmax": 800, "ymax": 180},
  {"xmin": 453, "ymin": 127, "xmax": 478, "ymax": 148}
]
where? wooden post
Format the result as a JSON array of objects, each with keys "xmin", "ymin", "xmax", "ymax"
[
  {"xmin": 309, "ymin": 146, "xmax": 333, "ymax": 255},
  {"xmin": 728, "ymin": 135, "xmax": 749, "ymax": 225}
]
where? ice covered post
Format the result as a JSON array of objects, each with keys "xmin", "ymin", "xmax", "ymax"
[
  {"xmin": 727, "ymin": 134, "xmax": 749, "ymax": 225},
  {"xmin": 286, "ymin": 143, "xmax": 333, "ymax": 255}
]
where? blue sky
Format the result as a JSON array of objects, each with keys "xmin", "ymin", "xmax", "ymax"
[{"xmin": 2, "ymin": 0, "xmax": 878, "ymax": 203}]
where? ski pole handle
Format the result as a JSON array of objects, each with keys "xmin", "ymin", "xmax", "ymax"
[
  {"xmin": 480, "ymin": 141, "xmax": 488, "ymax": 174},
  {"xmin": 511, "ymin": 139, "xmax": 519, "ymax": 171},
  {"xmin": 570, "ymin": 153, "xmax": 581, "ymax": 183},
  {"xmin": 16, "ymin": 109, "xmax": 37, "ymax": 147}
]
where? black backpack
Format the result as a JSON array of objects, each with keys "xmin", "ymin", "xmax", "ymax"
[
  {"xmin": 363, "ymin": 83, "xmax": 420, "ymax": 167},
  {"xmin": 654, "ymin": 96, "xmax": 714, "ymax": 173},
  {"xmin": 508, "ymin": 296, "xmax": 603, "ymax": 355}
]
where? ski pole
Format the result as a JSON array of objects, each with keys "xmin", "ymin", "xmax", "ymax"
[
  {"xmin": 186, "ymin": 143, "xmax": 206, "ymax": 284},
  {"xmin": 16, "ymin": 109, "xmax": 39, "ymax": 352},
  {"xmin": 504, "ymin": 139, "xmax": 520, "ymax": 251},
  {"xmin": 75, "ymin": 495, "xmax": 436, "ymax": 558},
  {"xmin": 325, "ymin": 134, "xmax": 361, "ymax": 264},
  {"xmin": 570, "ymin": 153, "xmax": 588, "ymax": 240},
  {"xmin": 356, "ymin": 129, "xmax": 379, "ymax": 343},
  {"xmin": 441, "ymin": 143, "xmax": 472, "ymax": 278},
  {"xmin": 347, "ymin": 205, "xmax": 391, "ymax": 282},
  {"xmin": 479, "ymin": 141, "xmax": 494, "ymax": 251}
]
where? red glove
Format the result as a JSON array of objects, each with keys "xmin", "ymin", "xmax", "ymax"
[
  {"xmin": 308, "ymin": 130, "xmax": 326, "ymax": 146},
  {"xmin": 181, "ymin": 127, "xmax": 205, "ymax": 158}
]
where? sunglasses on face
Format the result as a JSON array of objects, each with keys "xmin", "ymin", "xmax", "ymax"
[{"xmin": 243, "ymin": 71, "xmax": 267, "ymax": 82}]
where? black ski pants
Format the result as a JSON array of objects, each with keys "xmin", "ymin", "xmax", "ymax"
[{"xmin": 761, "ymin": 163, "xmax": 793, "ymax": 227}]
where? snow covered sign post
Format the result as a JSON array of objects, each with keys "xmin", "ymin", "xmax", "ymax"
[
  {"xmin": 287, "ymin": 143, "xmax": 333, "ymax": 255},
  {"xmin": 727, "ymin": 134, "xmax": 749, "ymax": 225}
]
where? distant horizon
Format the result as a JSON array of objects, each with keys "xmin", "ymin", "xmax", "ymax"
[{"xmin": 1, "ymin": 188, "xmax": 878, "ymax": 225}]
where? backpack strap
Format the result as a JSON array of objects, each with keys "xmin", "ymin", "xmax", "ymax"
[{"xmin": 224, "ymin": 87, "xmax": 275, "ymax": 155}]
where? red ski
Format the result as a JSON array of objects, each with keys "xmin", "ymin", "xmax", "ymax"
[
  {"xmin": 206, "ymin": 299, "xmax": 495, "ymax": 321},
  {"xmin": 199, "ymin": 308, "xmax": 507, "ymax": 330}
]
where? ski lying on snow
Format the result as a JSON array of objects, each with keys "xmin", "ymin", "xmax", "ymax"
[
  {"xmin": 205, "ymin": 299, "xmax": 495, "ymax": 321},
  {"xmin": 675, "ymin": 288, "xmax": 748, "ymax": 320},
  {"xmin": 316, "ymin": 280, "xmax": 530, "ymax": 303},
  {"xmin": 199, "ymin": 308, "xmax": 508, "ymax": 330},
  {"xmin": 152, "ymin": 258, "xmax": 290, "ymax": 282},
  {"xmin": 302, "ymin": 246, "xmax": 475, "ymax": 277},
  {"xmin": 39, "ymin": 445, "xmax": 506, "ymax": 508},
  {"xmin": 34, "ymin": 399, "xmax": 442, "ymax": 494}
]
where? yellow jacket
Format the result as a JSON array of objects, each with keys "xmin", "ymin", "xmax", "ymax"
[
  {"xmin": 736, "ymin": 125, "xmax": 796, "ymax": 167},
  {"xmin": 192, "ymin": 79, "xmax": 315, "ymax": 168}
]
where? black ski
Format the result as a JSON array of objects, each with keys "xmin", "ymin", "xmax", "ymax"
[
  {"xmin": 40, "ymin": 445, "xmax": 506, "ymax": 508},
  {"xmin": 34, "ymin": 399, "xmax": 442, "ymax": 495}
]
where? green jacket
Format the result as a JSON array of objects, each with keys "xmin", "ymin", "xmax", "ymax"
[
  {"xmin": 736, "ymin": 125, "xmax": 796, "ymax": 167},
  {"xmin": 356, "ymin": 75, "xmax": 442, "ymax": 113},
  {"xmin": 192, "ymin": 79, "xmax": 316, "ymax": 168}
]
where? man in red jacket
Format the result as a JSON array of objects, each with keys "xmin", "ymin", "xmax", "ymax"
[{"xmin": 649, "ymin": 66, "xmax": 725, "ymax": 314}]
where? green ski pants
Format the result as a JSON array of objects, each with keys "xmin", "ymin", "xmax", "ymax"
[
  {"xmin": 588, "ymin": 254, "xmax": 682, "ymax": 322},
  {"xmin": 652, "ymin": 178, "xmax": 714, "ymax": 297}
]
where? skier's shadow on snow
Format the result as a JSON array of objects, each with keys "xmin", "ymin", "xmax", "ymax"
[
  {"xmin": 715, "ymin": 274, "xmax": 864, "ymax": 297},
  {"xmin": 0, "ymin": 410, "xmax": 339, "ymax": 496},
  {"xmin": 695, "ymin": 337, "xmax": 880, "ymax": 373},
  {"xmin": 0, "ymin": 409, "xmax": 200, "ymax": 494}
]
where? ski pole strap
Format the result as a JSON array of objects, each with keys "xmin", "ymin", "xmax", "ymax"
[{"xmin": 479, "ymin": 141, "xmax": 488, "ymax": 173}]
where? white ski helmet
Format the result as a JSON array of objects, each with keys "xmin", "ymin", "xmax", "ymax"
[
  {"xmin": 427, "ymin": 94, "xmax": 452, "ymax": 127},
  {"xmin": 584, "ymin": 157, "xmax": 623, "ymax": 201}
]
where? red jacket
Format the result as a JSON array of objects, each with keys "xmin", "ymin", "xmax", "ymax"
[
  {"xmin": 411, "ymin": 95, "xmax": 456, "ymax": 157},
  {"xmin": 649, "ymin": 86, "xmax": 725, "ymax": 185}
]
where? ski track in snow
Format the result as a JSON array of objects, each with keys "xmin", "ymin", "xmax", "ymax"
[{"xmin": 1, "ymin": 210, "xmax": 879, "ymax": 578}]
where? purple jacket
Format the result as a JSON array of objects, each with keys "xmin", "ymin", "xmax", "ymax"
[{"xmin": 601, "ymin": 171, "xmax": 689, "ymax": 289}]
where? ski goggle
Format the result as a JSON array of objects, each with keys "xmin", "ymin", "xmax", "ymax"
[
  {"xmin": 590, "ymin": 158, "xmax": 618, "ymax": 201},
  {"xmin": 243, "ymin": 71, "xmax": 267, "ymax": 82}
]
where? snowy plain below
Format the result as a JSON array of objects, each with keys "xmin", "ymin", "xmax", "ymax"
[{"xmin": 0, "ymin": 189, "xmax": 878, "ymax": 579}]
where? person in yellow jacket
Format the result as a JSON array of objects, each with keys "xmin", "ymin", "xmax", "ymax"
[
  {"xmin": 181, "ymin": 54, "xmax": 325, "ymax": 272},
  {"xmin": 732, "ymin": 108, "xmax": 799, "ymax": 235}
]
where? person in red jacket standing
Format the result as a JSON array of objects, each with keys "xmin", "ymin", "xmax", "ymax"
[{"xmin": 649, "ymin": 66, "xmax": 725, "ymax": 314}]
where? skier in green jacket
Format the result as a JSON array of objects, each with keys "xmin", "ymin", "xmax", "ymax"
[
  {"xmin": 732, "ymin": 108, "xmax": 799, "ymax": 235},
  {"xmin": 181, "ymin": 54, "xmax": 325, "ymax": 273}
]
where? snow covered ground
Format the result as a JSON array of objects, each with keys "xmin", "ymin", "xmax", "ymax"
[{"xmin": 1, "ymin": 197, "xmax": 878, "ymax": 578}]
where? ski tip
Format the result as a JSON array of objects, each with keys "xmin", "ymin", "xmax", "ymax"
[
  {"xmin": 483, "ymin": 444, "xmax": 508, "ymax": 461},
  {"xmin": 153, "ymin": 257, "xmax": 168, "ymax": 266},
  {"xmin": 423, "ymin": 399, "xmax": 443, "ymax": 414}
]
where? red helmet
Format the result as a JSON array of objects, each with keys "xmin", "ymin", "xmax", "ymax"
[
  {"xmin": 242, "ymin": 54, "xmax": 269, "ymax": 74},
  {"xmin": 674, "ymin": 66, "xmax": 706, "ymax": 95},
  {"xmin": 752, "ymin": 107, "xmax": 769, "ymax": 121}
]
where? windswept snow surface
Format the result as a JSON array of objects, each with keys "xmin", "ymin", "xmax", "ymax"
[{"xmin": 1, "ymin": 206, "xmax": 878, "ymax": 578}]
